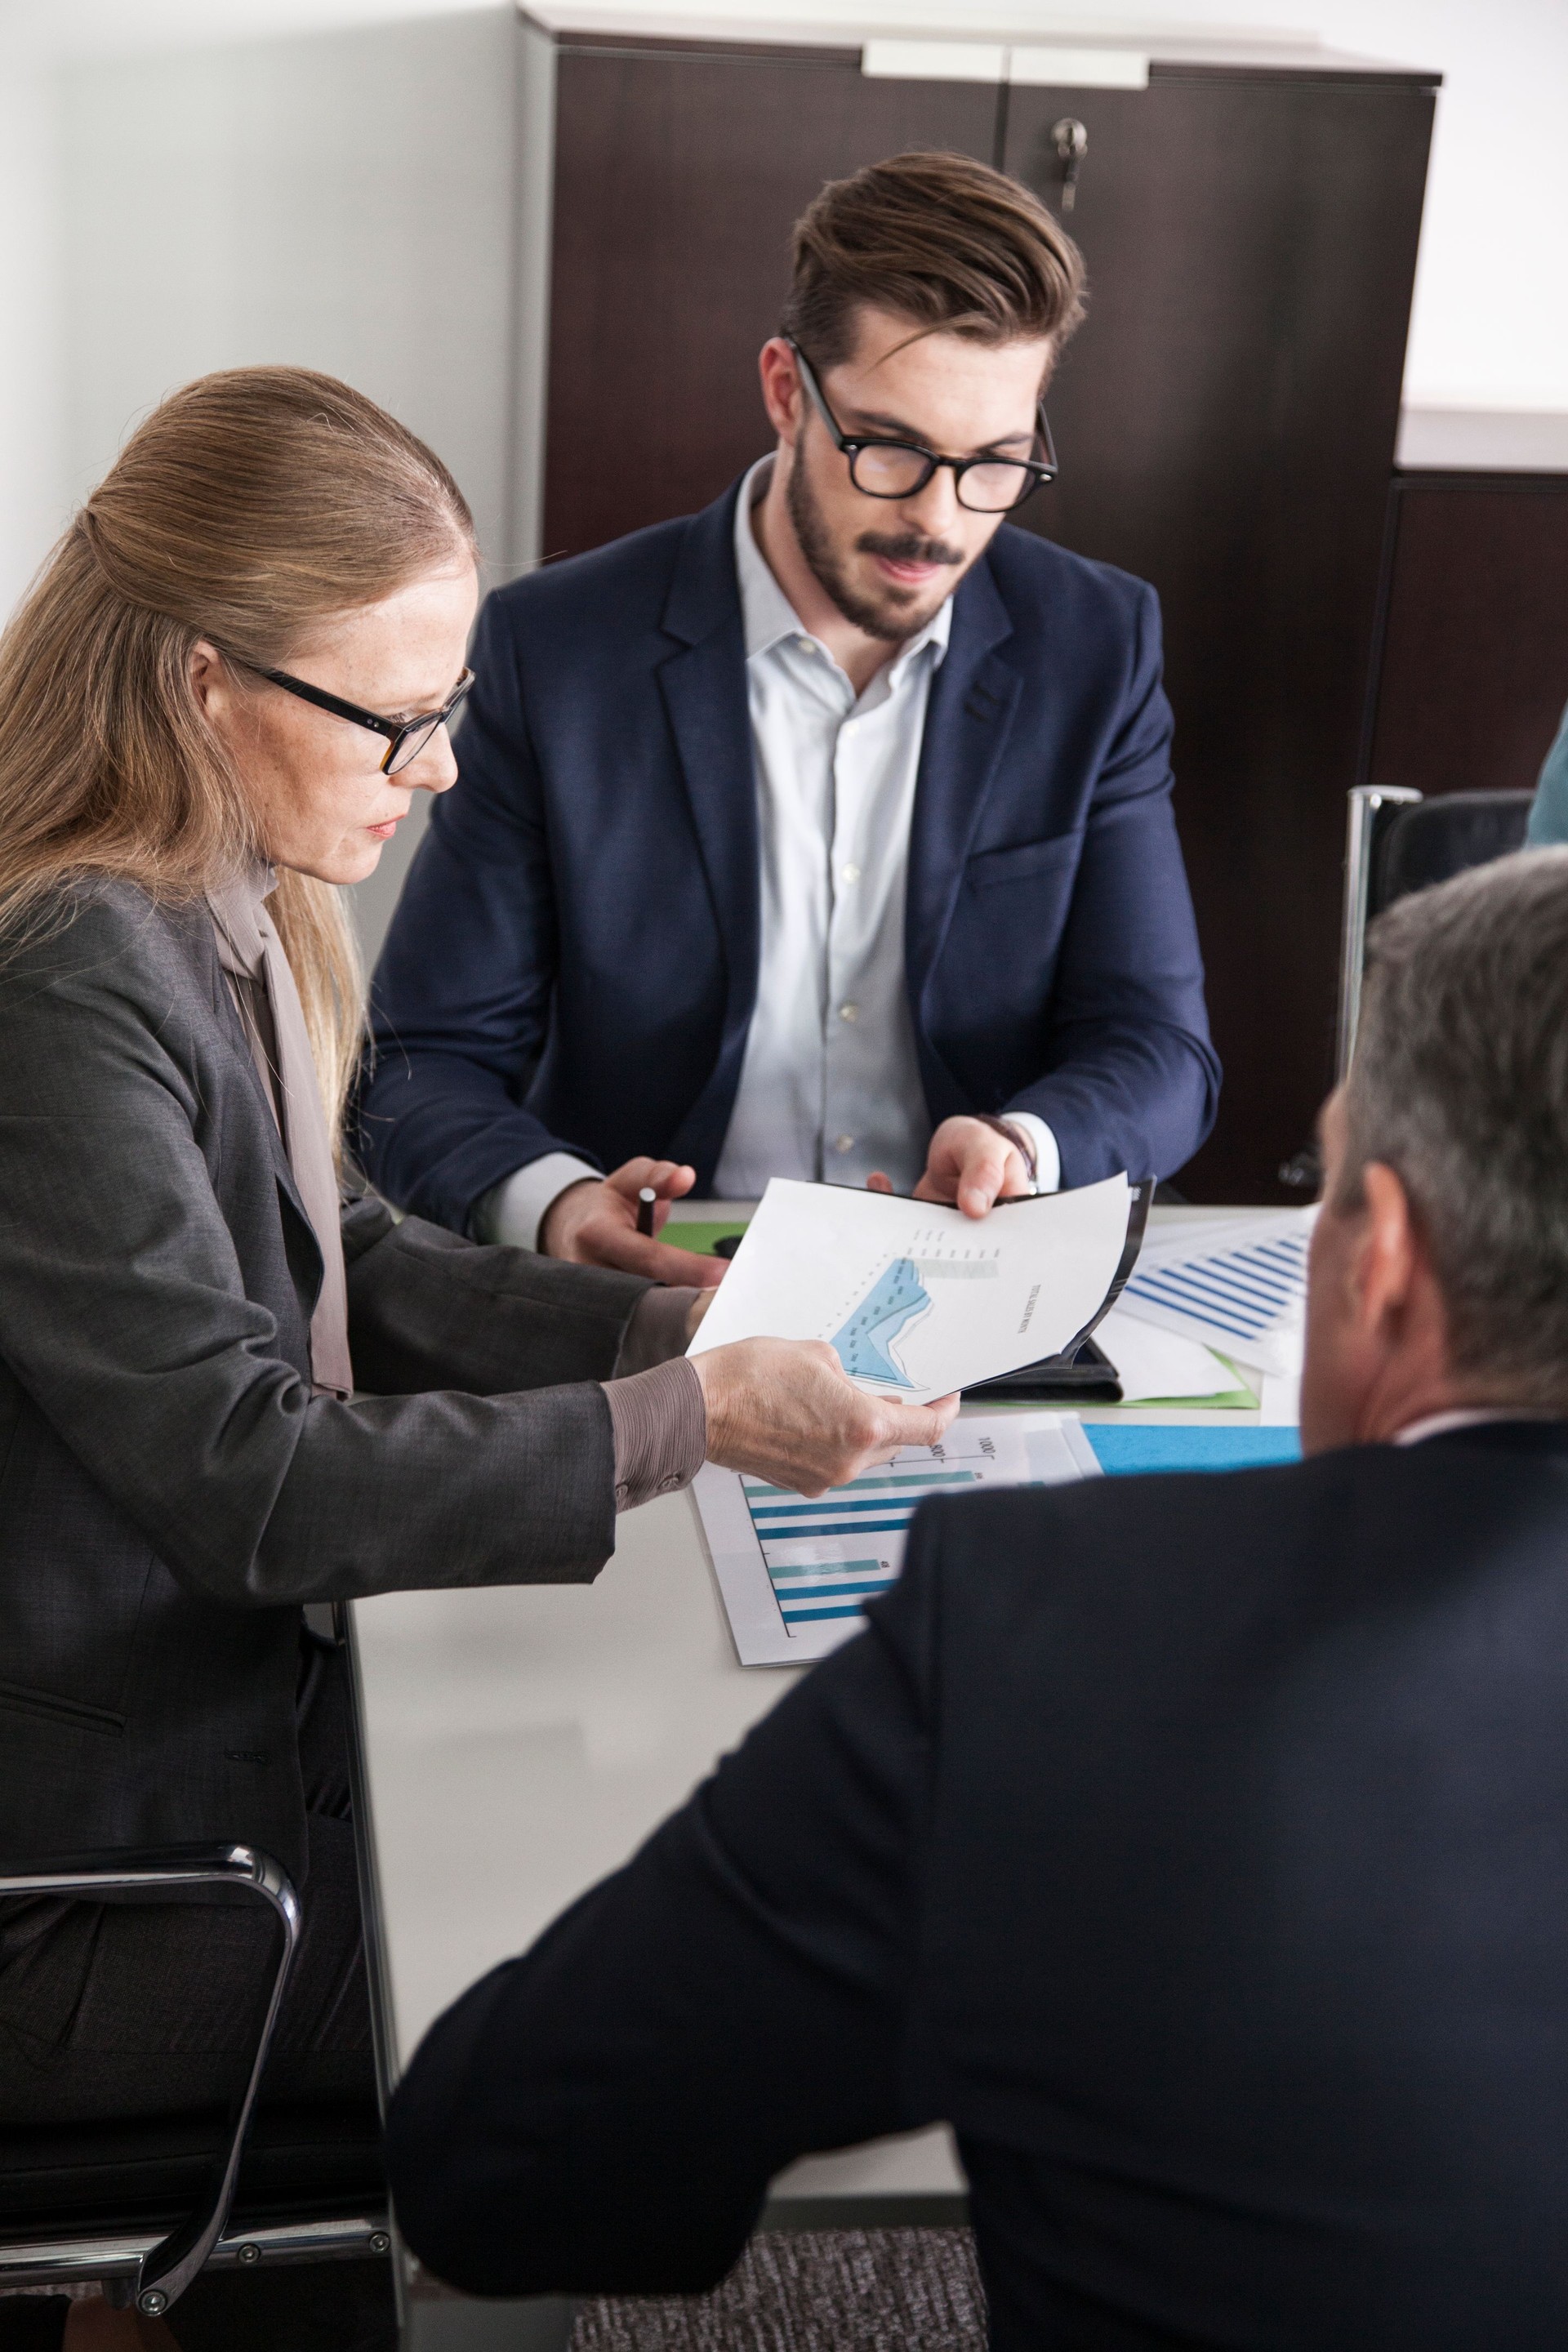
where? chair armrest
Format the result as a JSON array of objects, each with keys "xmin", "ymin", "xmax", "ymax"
[
  {"xmin": 0, "ymin": 1842, "xmax": 301, "ymax": 2319},
  {"xmin": 0, "ymin": 1842, "xmax": 296, "ymax": 1909}
]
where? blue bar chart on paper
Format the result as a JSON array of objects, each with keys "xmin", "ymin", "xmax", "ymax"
[
  {"xmin": 694, "ymin": 1414, "xmax": 1100, "ymax": 1664},
  {"xmin": 745, "ymin": 1460, "xmax": 982, "ymax": 1630},
  {"xmin": 1116, "ymin": 1211, "xmax": 1314, "ymax": 1377}
]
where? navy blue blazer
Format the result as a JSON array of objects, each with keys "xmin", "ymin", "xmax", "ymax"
[
  {"xmin": 359, "ymin": 480, "xmax": 1219, "ymax": 1231},
  {"xmin": 388, "ymin": 1424, "xmax": 1568, "ymax": 2347}
]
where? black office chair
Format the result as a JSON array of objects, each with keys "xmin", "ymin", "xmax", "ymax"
[
  {"xmin": 1335, "ymin": 785, "xmax": 1536, "ymax": 1081},
  {"xmin": 1279, "ymin": 785, "xmax": 1535, "ymax": 1189},
  {"xmin": 0, "ymin": 1843, "xmax": 389, "ymax": 2324}
]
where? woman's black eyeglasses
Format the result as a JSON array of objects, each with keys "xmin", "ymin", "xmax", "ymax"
[
  {"xmin": 789, "ymin": 341, "xmax": 1058, "ymax": 514},
  {"xmin": 239, "ymin": 661, "xmax": 475, "ymax": 776}
]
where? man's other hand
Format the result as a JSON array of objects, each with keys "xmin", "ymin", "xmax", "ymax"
[
  {"xmin": 868, "ymin": 1115, "xmax": 1033, "ymax": 1219},
  {"xmin": 694, "ymin": 1336, "xmax": 960, "ymax": 1495},
  {"xmin": 540, "ymin": 1158, "xmax": 728, "ymax": 1288}
]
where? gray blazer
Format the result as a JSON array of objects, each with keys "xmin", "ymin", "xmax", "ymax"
[{"xmin": 0, "ymin": 880, "xmax": 652, "ymax": 1883}]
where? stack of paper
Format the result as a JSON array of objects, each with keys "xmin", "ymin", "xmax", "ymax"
[
  {"xmin": 696, "ymin": 1413, "xmax": 1099, "ymax": 1664},
  {"xmin": 1094, "ymin": 1303, "xmax": 1246, "ymax": 1403},
  {"xmin": 1113, "ymin": 1210, "xmax": 1315, "ymax": 1378},
  {"xmin": 695, "ymin": 1410, "xmax": 1307, "ymax": 1665}
]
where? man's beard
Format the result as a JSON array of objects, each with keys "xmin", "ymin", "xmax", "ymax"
[{"xmin": 786, "ymin": 455, "xmax": 965, "ymax": 644}]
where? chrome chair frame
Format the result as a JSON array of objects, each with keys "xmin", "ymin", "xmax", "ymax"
[
  {"xmin": 1335, "ymin": 783, "xmax": 1423, "ymax": 1084},
  {"xmin": 0, "ymin": 1842, "xmax": 382, "ymax": 2320}
]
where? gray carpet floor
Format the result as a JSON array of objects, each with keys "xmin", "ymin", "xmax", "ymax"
[{"xmin": 571, "ymin": 2230, "xmax": 987, "ymax": 2352}]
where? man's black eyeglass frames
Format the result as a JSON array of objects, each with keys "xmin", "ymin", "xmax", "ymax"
[
  {"xmin": 788, "ymin": 340, "xmax": 1058, "ymax": 514},
  {"xmin": 236, "ymin": 661, "xmax": 475, "ymax": 776}
]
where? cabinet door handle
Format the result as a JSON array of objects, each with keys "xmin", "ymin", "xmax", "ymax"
[{"xmin": 1051, "ymin": 116, "xmax": 1089, "ymax": 212}]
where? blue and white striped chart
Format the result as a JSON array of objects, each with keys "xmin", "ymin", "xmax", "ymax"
[
  {"xmin": 696, "ymin": 1414, "xmax": 1099, "ymax": 1664},
  {"xmin": 745, "ymin": 1463, "xmax": 979, "ymax": 1630},
  {"xmin": 1117, "ymin": 1211, "xmax": 1314, "ymax": 1376}
]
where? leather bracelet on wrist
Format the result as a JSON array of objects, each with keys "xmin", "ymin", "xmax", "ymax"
[{"xmin": 974, "ymin": 1113, "xmax": 1039, "ymax": 1193}]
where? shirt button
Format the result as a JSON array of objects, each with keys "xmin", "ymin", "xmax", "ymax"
[
  {"xmin": 840, "ymin": 862, "xmax": 862, "ymax": 884},
  {"xmin": 834, "ymin": 1134, "xmax": 855, "ymax": 1154},
  {"xmin": 839, "ymin": 1002, "xmax": 859, "ymax": 1022}
]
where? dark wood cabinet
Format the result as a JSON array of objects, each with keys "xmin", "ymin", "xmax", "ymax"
[
  {"xmin": 999, "ymin": 65, "xmax": 1435, "ymax": 1198},
  {"xmin": 543, "ymin": 41, "xmax": 996, "ymax": 557},
  {"xmin": 519, "ymin": 18, "xmax": 1438, "ymax": 1199},
  {"xmin": 1361, "ymin": 472, "xmax": 1568, "ymax": 799}
]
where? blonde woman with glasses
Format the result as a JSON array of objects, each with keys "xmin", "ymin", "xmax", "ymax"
[{"xmin": 0, "ymin": 369, "xmax": 952, "ymax": 2350}]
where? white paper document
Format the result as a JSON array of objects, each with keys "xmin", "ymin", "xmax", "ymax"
[
  {"xmin": 694, "ymin": 1411, "xmax": 1102, "ymax": 1665},
  {"xmin": 1113, "ymin": 1209, "xmax": 1316, "ymax": 1378},
  {"xmin": 688, "ymin": 1174, "xmax": 1132, "ymax": 1404},
  {"xmin": 1094, "ymin": 1303, "xmax": 1245, "ymax": 1403}
]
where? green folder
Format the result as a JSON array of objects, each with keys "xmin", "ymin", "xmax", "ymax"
[{"xmin": 660, "ymin": 1218, "xmax": 751, "ymax": 1258}]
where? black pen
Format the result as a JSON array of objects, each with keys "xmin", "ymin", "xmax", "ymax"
[{"xmin": 636, "ymin": 1186, "xmax": 658, "ymax": 1238}]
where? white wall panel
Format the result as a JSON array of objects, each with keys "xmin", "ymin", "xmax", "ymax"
[{"xmin": 51, "ymin": 7, "xmax": 516, "ymax": 956}]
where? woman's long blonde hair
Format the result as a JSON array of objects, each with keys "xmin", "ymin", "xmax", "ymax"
[{"xmin": 0, "ymin": 366, "xmax": 476, "ymax": 1134}]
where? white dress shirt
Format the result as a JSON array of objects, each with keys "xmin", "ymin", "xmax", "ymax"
[
  {"xmin": 714, "ymin": 460, "xmax": 942, "ymax": 1196},
  {"xmin": 1393, "ymin": 1407, "xmax": 1561, "ymax": 1446},
  {"xmin": 479, "ymin": 458, "xmax": 1055, "ymax": 1249}
]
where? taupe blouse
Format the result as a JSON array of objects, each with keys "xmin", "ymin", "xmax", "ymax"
[{"xmin": 208, "ymin": 865, "xmax": 354, "ymax": 1399}]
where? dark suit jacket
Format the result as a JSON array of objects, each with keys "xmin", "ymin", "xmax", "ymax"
[
  {"xmin": 388, "ymin": 1423, "xmax": 1568, "ymax": 2350},
  {"xmin": 358, "ymin": 480, "xmax": 1220, "ymax": 1229},
  {"xmin": 0, "ymin": 882, "xmax": 654, "ymax": 1886}
]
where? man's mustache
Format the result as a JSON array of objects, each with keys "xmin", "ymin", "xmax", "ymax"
[{"xmin": 856, "ymin": 531, "xmax": 964, "ymax": 569}]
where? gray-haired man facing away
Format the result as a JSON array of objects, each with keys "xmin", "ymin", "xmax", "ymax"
[{"xmin": 390, "ymin": 851, "xmax": 1568, "ymax": 2352}]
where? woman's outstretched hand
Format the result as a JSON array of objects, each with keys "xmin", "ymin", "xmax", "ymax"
[{"xmin": 693, "ymin": 1336, "xmax": 959, "ymax": 1496}]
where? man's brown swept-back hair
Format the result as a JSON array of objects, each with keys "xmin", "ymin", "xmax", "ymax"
[
  {"xmin": 782, "ymin": 150, "xmax": 1086, "ymax": 370},
  {"xmin": 0, "ymin": 365, "xmax": 475, "ymax": 1136}
]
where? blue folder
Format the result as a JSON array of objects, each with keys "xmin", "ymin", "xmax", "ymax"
[{"xmin": 1085, "ymin": 1426, "xmax": 1302, "ymax": 1477}]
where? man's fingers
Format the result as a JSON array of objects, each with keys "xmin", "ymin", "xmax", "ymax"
[
  {"xmin": 644, "ymin": 1237, "xmax": 728, "ymax": 1287},
  {"xmin": 587, "ymin": 1224, "xmax": 727, "ymax": 1286},
  {"xmin": 866, "ymin": 1169, "xmax": 893, "ymax": 1194},
  {"xmin": 606, "ymin": 1158, "xmax": 695, "ymax": 1203},
  {"xmin": 604, "ymin": 1157, "xmax": 660, "ymax": 1197},
  {"xmin": 956, "ymin": 1143, "xmax": 1013, "ymax": 1218}
]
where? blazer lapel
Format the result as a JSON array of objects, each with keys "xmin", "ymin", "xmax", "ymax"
[
  {"xmin": 655, "ymin": 483, "xmax": 762, "ymax": 1133},
  {"xmin": 906, "ymin": 555, "xmax": 1022, "ymax": 1005}
]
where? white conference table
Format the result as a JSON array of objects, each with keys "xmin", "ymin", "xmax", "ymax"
[{"xmin": 348, "ymin": 1205, "xmax": 1298, "ymax": 2345}]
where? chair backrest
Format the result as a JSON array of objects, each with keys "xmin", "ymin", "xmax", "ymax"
[
  {"xmin": 1372, "ymin": 789, "xmax": 1536, "ymax": 915},
  {"xmin": 1335, "ymin": 786, "xmax": 1535, "ymax": 1080}
]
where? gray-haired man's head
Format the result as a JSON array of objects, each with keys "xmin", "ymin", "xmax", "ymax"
[{"xmin": 1303, "ymin": 849, "xmax": 1568, "ymax": 1451}]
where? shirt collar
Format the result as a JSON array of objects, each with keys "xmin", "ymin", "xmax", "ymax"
[
  {"xmin": 207, "ymin": 859, "xmax": 278, "ymax": 980},
  {"xmin": 1392, "ymin": 1405, "xmax": 1564, "ymax": 1447},
  {"xmin": 733, "ymin": 456, "xmax": 953, "ymax": 678}
]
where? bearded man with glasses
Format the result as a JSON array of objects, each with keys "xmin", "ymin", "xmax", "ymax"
[{"xmin": 359, "ymin": 151, "xmax": 1220, "ymax": 1277}]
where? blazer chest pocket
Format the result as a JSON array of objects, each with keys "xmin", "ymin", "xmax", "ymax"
[{"xmin": 964, "ymin": 832, "xmax": 1082, "ymax": 890}]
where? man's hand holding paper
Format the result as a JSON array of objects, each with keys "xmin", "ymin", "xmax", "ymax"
[{"xmin": 868, "ymin": 1111, "xmax": 1043, "ymax": 1218}]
